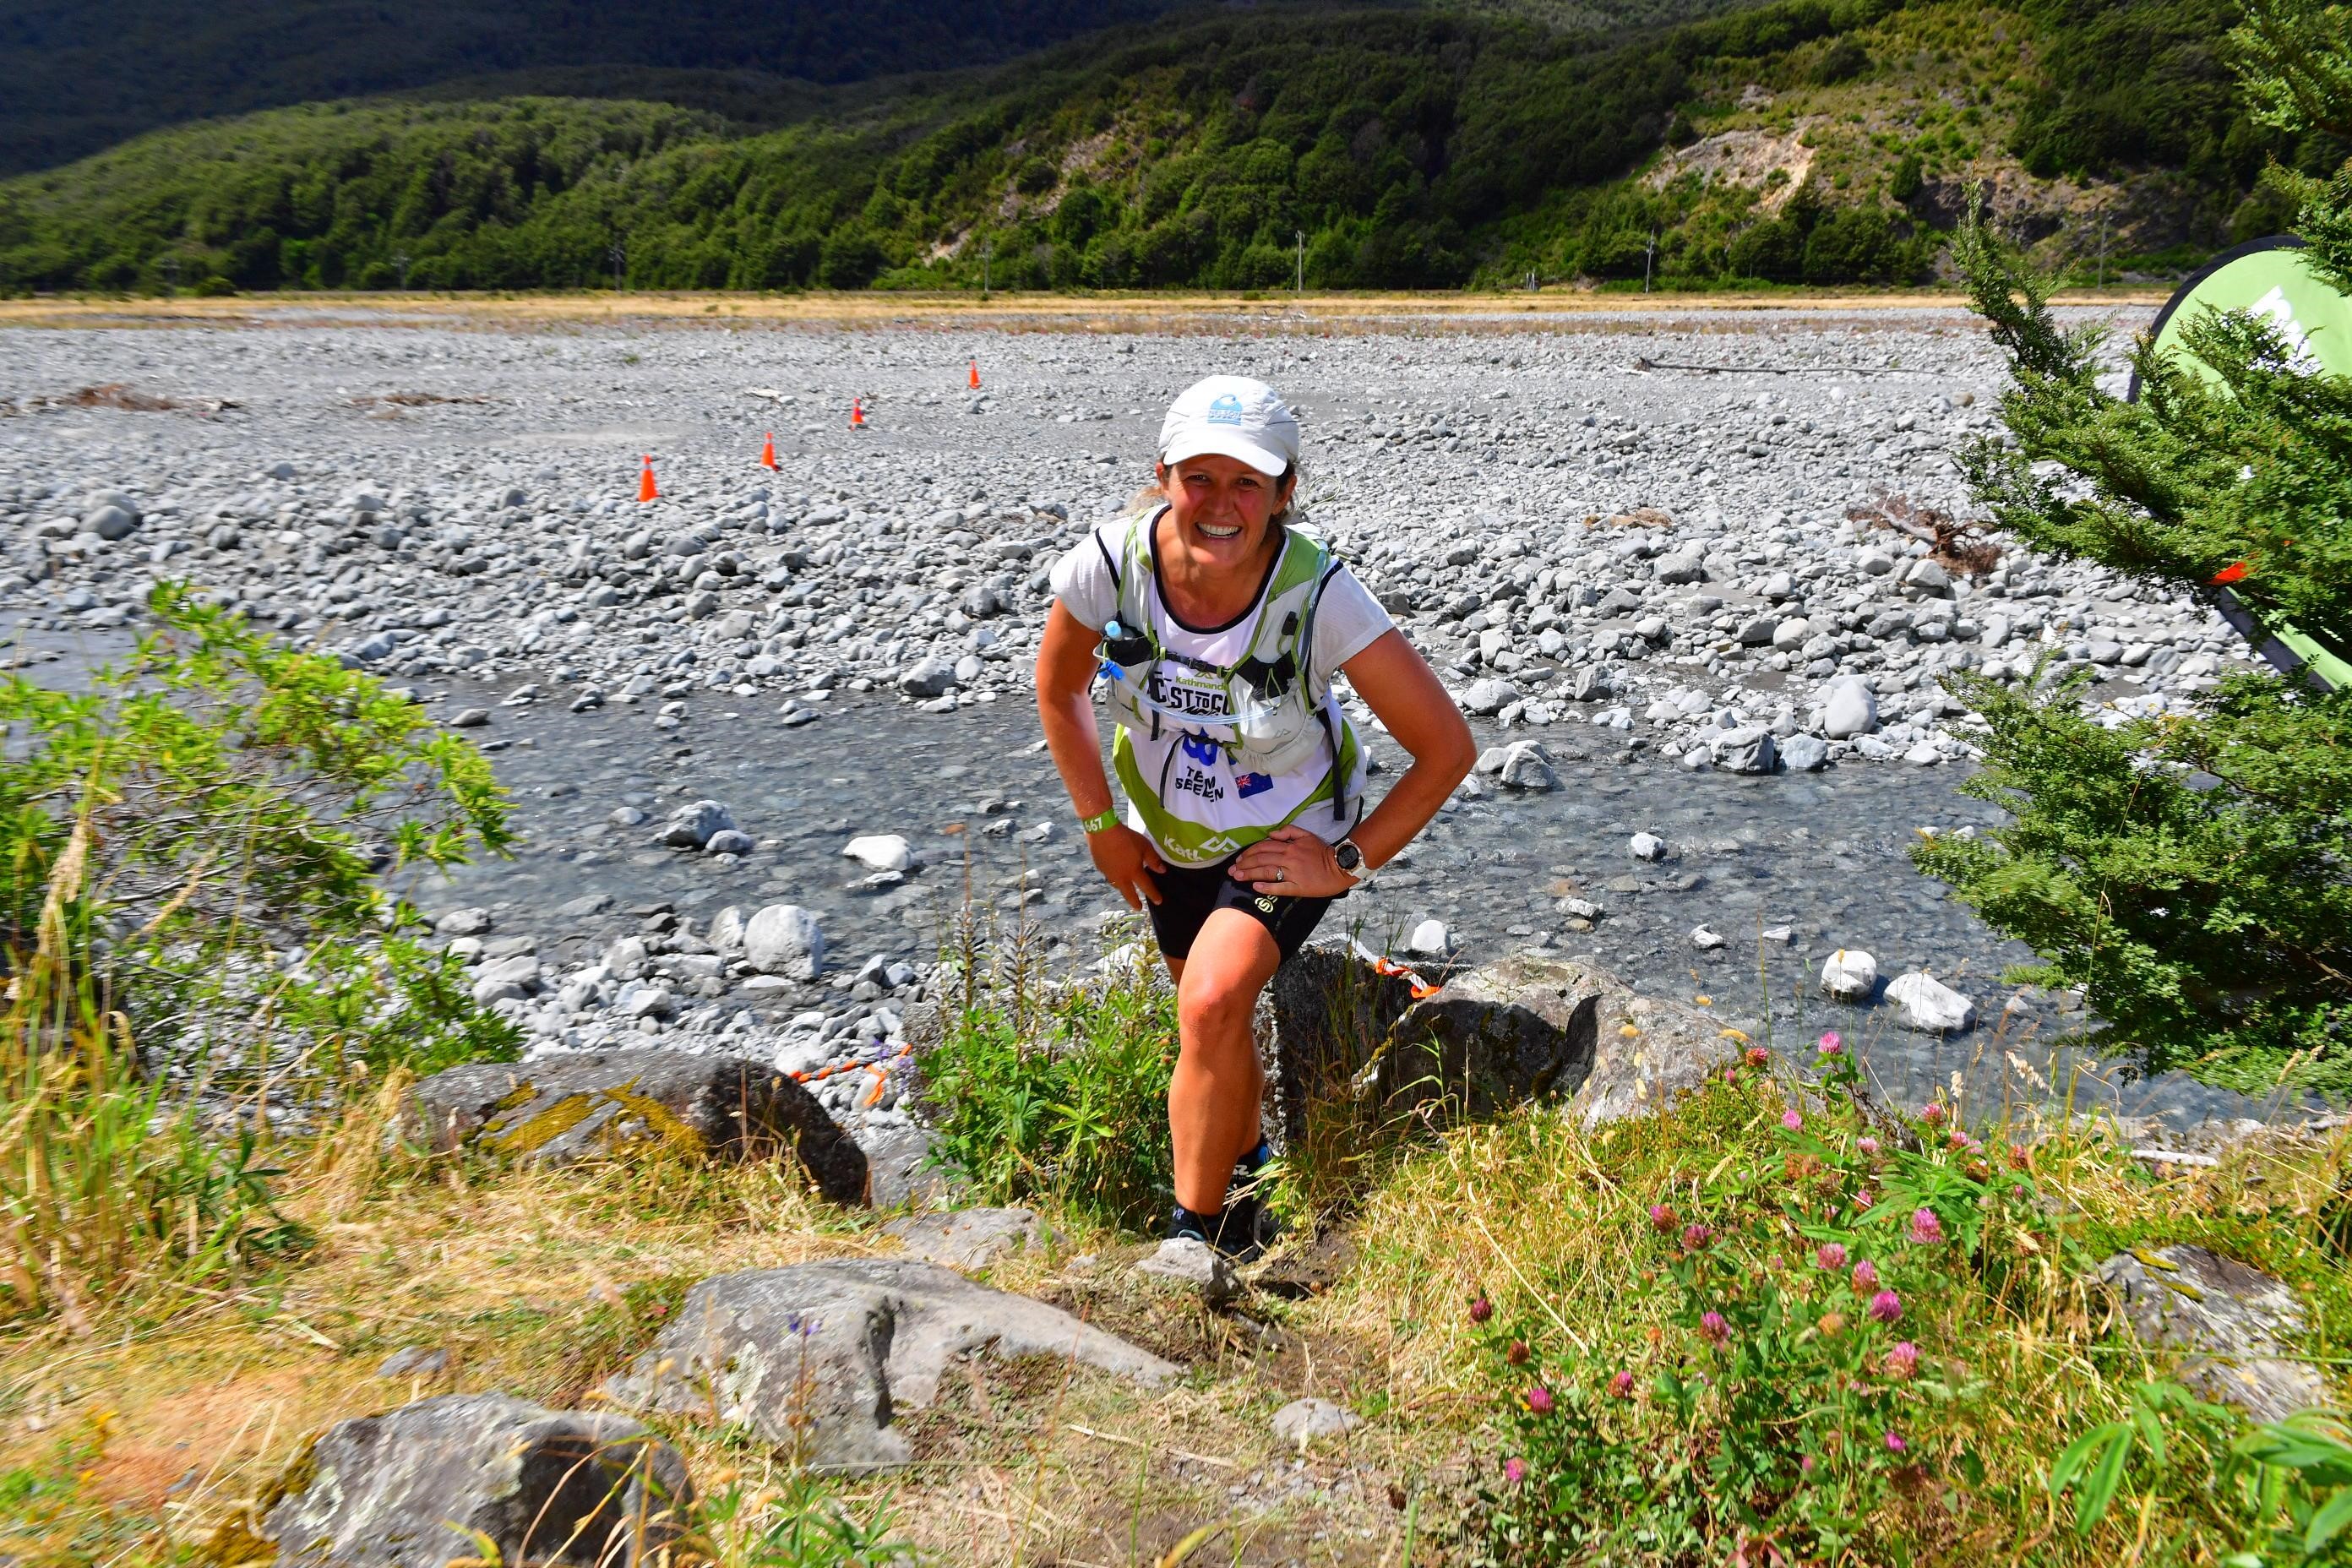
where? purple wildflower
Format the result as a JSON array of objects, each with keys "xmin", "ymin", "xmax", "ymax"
[
  {"xmin": 1700, "ymin": 1311, "xmax": 1731, "ymax": 1345},
  {"xmin": 1681, "ymin": 1222, "xmax": 1713, "ymax": 1251},
  {"xmin": 1469, "ymin": 1296, "xmax": 1494, "ymax": 1325},
  {"xmin": 1883, "ymin": 1342, "xmax": 1919, "ymax": 1380},
  {"xmin": 1921, "ymin": 1102, "xmax": 1947, "ymax": 1127},
  {"xmin": 1886, "ymin": 1431, "xmax": 1908, "ymax": 1454},
  {"xmin": 1817, "ymin": 1032, "xmax": 1843, "ymax": 1056},
  {"xmin": 1609, "ymin": 1369, "xmax": 1636, "ymax": 1399},
  {"xmin": 1852, "ymin": 1259, "xmax": 1880, "ymax": 1292},
  {"xmin": 1868, "ymin": 1289, "xmax": 1903, "ymax": 1324},
  {"xmin": 1908, "ymin": 1208, "xmax": 1945, "ymax": 1245},
  {"xmin": 1857, "ymin": 1135, "xmax": 1881, "ymax": 1157},
  {"xmin": 1526, "ymin": 1386, "xmax": 1554, "ymax": 1415},
  {"xmin": 1783, "ymin": 1108, "xmax": 1805, "ymax": 1131},
  {"xmin": 1648, "ymin": 1204, "xmax": 1678, "ymax": 1233},
  {"xmin": 1816, "ymin": 1242, "xmax": 1848, "ymax": 1271},
  {"xmin": 1504, "ymin": 1457, "xmax": 1527, "ymax": 1485}
]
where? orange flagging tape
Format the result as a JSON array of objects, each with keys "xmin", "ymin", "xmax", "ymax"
[{"xmin": 1348, "ymin": 939, "xmax": 1441, "ymax": 1000}]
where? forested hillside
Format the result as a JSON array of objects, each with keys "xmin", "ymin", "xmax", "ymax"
[
  {"xmin": 0, "ymin": 0, "xmax": 1193, "ymax": 176},
  {"xmin": 0, "ymin": 0, "xmax": 2335, "ymax": 294}
]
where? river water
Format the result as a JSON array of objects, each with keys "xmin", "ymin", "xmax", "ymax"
[{"xmin": 8, "ymin": 616, "xmax": 2304, "ymax": 1132}]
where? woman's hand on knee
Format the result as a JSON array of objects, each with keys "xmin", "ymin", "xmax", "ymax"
[{"xmin": 1086, "ymin": 824, "xmax": 1165, "ymax": 910}]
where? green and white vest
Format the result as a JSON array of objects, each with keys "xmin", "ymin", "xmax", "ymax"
[{"xmin": 1094, "ymin": 507, "xmax": 1361, "ymax": 866}]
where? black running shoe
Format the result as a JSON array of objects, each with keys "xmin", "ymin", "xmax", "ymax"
[{"xmin": 1217, "ymin": 1140, "xmax": 1278, "ymax": 1262}]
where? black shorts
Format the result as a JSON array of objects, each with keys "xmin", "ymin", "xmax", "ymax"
[{"xmin": 1146, "ymin": 852, "xmax": 1336, "ymax": 964}]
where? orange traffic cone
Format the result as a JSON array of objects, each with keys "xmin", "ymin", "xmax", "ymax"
[
  {"xmin": 760, "ymin": 431, "xmax": 777, "ymax": 470},
  {"xmin": 849, "ymin": 397, "xmax": 866, "ymax": 428},
  {"xmin": 968, "ymin": 358, "xmax": 981, "ymax": 390},
  {"xmin": 637, "ymin": 455, "xmax": 659, "ymax": 503}
]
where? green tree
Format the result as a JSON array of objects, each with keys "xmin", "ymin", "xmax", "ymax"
[{"xmin": 1918, "ymin": 0, "xmax": 2352, "ymax": 1095}]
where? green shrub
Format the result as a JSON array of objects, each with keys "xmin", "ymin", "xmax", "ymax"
[
  {"xmin": 917, "ymin": 919, "xmax": 1173, "ymax": 1231},
  {"xmin": 0, "ymin": 587, "xmax": 514, "ymax": 1325},
  {"xmin": 1934, "ymin": 0, "xmax": 2352, "ymax": 1095}
]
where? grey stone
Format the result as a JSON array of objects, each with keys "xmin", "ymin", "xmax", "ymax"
[
  {"xmin": 404, "ymin": 1048, "xmax": 867, "ymax": 1204},
  {"xmin": 259, "ymin": 1393, "xmax": 690, "ymax": 1566},
  {"xmin": 1904, "ymin": 558, "xmax": 1953, "ymax": 596},
  {"xmin": 1690, "ymin": 924, "xmax": 1726, "ymax": 950},
  {"xmin": 1462, "ymin": 678, "xmax": 1517, "ymax": 716},
  {"xmin": 434, "ymin": 906, "xmax": 492, "ymax": 937},
  {"xmin": 83, "ymin": 502, "xmax": 140, "ymax": 542},
  {"xmin": 374, "ymin": 1347, "xmax": 452, "ymax": 1379},
  {"xmin": 663, "ymin": 798, "xmax": 735, "ymax": 850},
  {"xmin": 1780, "ymin": 733, "xmax": 1830, "ymax": 771},
  {"xmin": 1271, "ymin": 1397, "xmax": 1363, "ymax": 1451},
  {"xmin": 704, "ymin": 828, "xmax": 756, "ymax": 856},
  {"xmin": 1885, "ymin": 971, "xmax": 1976, "ymax": 1032},
  {"xmin": 554, "ymin": 892, "xmax": 613, "ymax": 920},
  {"xmin": 898, "ymin": 656, "xmax": 957, "ymax": 698},
  {"xmin": 603, "ymin": 1260, "xmax": 1174, "ymax": 1473},
  {"xmin": 1737, "ymin": 616, "xmax": 1778, "ymax": 646},
  {"xmin": 1653, "ymin": 549, "xmax": 1706, "ymax": 585},
  {"xmin": 743, "ymin": 903, "xmax": 825, "ymax": 979},
  {"xmin": 882, "ymin": 1206, "xmax": 1043, "ymax": 1271},
  {"xmin": 1710, "ymin": 726, "xmax": 1777, "ymax": 774},
  {"xmin": 1630, "ymin": 831, "xmax": 1668, "ymax": 861},
  {"xmin": 449, "ymin": 707, "xmax": 491, "ymax": 729},
  {"xmin": 1498, "ymin": 742, "xmax": 1557, "ymax": 792},
  {"xmin": 2099, "ymin": 1245, "xmax": 2327, "ymax": 1423},
  {"xmin": 1135, "ymin": 1238, "xmax": 1239, "ymax": 1304},
  {"xmin": 1569, "ymin": 667, "xmax": 1611, "ymax": 702},
  {"xmin": 1266, "ymin": 944, "xmax": 1729, "ymax": 1143}
]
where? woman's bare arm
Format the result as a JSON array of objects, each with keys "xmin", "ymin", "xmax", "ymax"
[{"xmin": 1035, "ymin": 601, "xmax": 1165, "ymax": 907}]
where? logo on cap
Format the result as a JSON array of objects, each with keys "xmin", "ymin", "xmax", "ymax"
[{"xmin": 1206, "ymin": 393, "xmax": 1245, "ymax": 427}]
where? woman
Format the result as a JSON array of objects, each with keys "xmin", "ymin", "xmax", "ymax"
[{"xmin": 1036, "ymin": 374, "xmax": 1475, "ymax": 1257}]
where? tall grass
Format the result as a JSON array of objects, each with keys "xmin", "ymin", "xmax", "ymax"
[{"xmin": 0, "ymin": 814, "xmax": 302, "ymax": 1330}]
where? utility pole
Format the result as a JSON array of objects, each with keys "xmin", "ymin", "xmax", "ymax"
[
  {"xmin": 1644, "ymin": 230, "xmax": 1659, "ymax": 294},
  {"xmin": 1295, "ymin": 229, "xmax": 1305, "ymax": 297},
  {"xmin": 394, "ymin": 251, "xmax": 411, "ymax": 291},
  {"xmin": 982, "ymin": 239, "xmax": 992, "ymax": 298},
  {"xmin": 609, "ymin": 238, "xmax": 627, "ymax": 292}
]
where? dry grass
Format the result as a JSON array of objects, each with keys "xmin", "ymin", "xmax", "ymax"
[
  {"xmin": 0, "ymin": 286, "xmax": 2170, "ymax": 339},
  {"xmin": 0, "ymin": 1131, "xmax": 1470, "ymax": 1565}
]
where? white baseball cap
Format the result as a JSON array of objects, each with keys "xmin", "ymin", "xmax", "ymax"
[{"xmin": 1157, "ymin": 375, "xmax": 1300, "ymax": 477}]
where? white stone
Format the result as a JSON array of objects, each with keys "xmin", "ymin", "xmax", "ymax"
[
  {"xmin": 1271, "ymin": 1397, "xmax": 1364, "ymax": 1451},
  {"xmin": 842, "ymin": 835, "xmax": 914, "ymax": 874},
  {"xmin": 1407, "ymin": 919, "xmax": 1450, "ymax": 956},
  {"xmin": 1886, "ymin": 972, "xmax": 1976, "ymax": 1032},
  {"xmin": 1630, "ymin": 832, "xmax": 1667, "ymax": 861},
  {"xmin": 1821, "ymin": 948, "xmax": 1879, "ymax": 1001}
]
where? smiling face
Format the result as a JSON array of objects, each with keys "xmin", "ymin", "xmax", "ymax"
[{"xmin": 1155, "ymin": 453, "xmax": 1295, "ymax": 574}]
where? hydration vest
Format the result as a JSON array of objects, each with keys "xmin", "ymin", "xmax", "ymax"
[{"xmin": 1094, "ymin": 507, "xmax": 1352, "ymax": 824}]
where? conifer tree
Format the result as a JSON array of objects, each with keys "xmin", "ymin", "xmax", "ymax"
[{"xmin": 1919, "ymin": 0, "xmax": 2352, "ymax": 1096}]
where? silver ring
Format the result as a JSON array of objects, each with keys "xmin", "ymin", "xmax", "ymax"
[{"xmin": 1274, "ymin": 867, "xmax": 1285, "ymax": 883}]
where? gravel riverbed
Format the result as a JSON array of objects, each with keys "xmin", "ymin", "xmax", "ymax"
[{"xmin": 0, "ymin": 304, "xmax": 2295, "ymax": 1135}]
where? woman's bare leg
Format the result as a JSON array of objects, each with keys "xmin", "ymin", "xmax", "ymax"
[{"xmin": 1164, "ymin": 910, "xmax": 1277, "ymax": 1214}]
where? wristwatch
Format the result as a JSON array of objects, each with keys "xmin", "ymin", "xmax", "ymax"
[{"xmin": 1335, "ymin": 838, "xmax": 1371, "ymax": 887}]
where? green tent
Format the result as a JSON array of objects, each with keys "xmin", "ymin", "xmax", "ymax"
[{"xmin": 2128, "ymin": 234, "xmax": 2352, "ymax": 693}]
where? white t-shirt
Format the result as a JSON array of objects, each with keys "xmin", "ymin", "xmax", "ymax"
[{"xmin": 1048, "ymin": 512, "xmax": 1394, "ymax": 862}]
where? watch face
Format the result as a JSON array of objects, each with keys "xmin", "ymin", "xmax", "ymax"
[{"xmin": 1336, "ymin": 841, "xmax": 1362, "ymax": 871}]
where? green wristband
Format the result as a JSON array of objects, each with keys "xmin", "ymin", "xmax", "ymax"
[{"xmin": 1080, "ymin": 808, "xmax": 1119, "ymax": 835}]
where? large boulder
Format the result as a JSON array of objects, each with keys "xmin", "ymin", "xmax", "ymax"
[
  {"xmin": 258, "ymin": 1393, "xmax": 690, "ymax": 1566},
  {"xmin": 2099, "ymin": 1244, "xmax": 2328, "ymax": 1423},
  {"xmin": 743, "ymin": 903, "xmax": 825, "ymax": 978},
  {"xmin": 602, "ymin": 1260, "xmax": 1175, "ymax": 1473},
  {"xmin": 404, "ymin": 1049, "xmax": 867, "ymax": 1205},
  {"xmin": 1264, "ymin": 944, "xmax": 1729, "ymax": 1146},
  {"xmin": 1821, "ymin": 678, "xmax": 1879, "ymax": 740},
  {"xmin": 1710, "ymin": 726, "xmax": 1778, "ymax": 775},
  {"xmin": 1885, "ymin": 971, "xmax": 1976, "ymax": 1033}
]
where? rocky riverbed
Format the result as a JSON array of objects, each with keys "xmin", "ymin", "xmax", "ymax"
[{"xmin": 0, "ymin": 303, "xmax": 2292, "ymax": 1134}]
